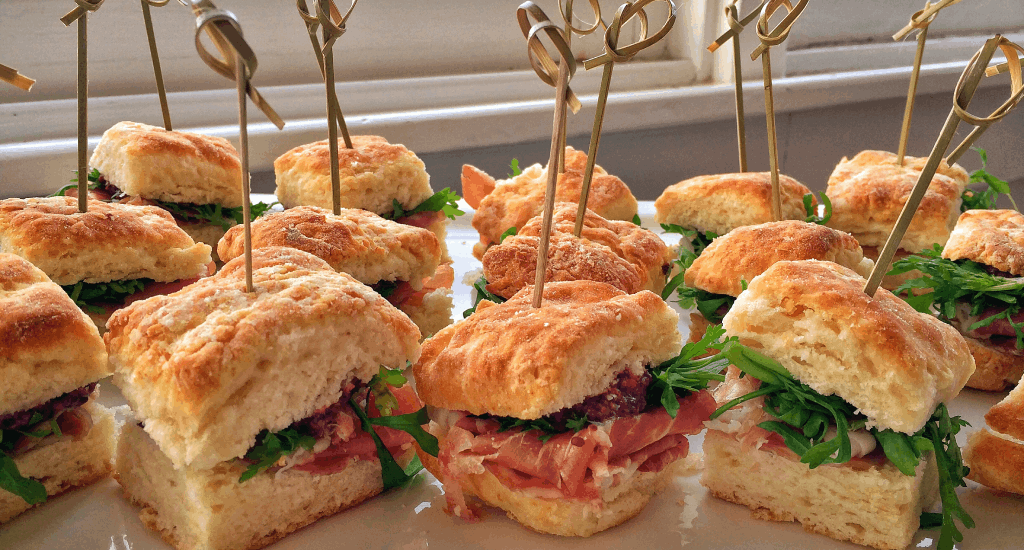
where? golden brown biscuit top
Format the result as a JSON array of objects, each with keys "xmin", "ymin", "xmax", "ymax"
[
  {"xmin": 99, "ymin": 121, "xmax": 240, "ymax": 175},
  {"xmin": 653, "ymin": 172, "xmax": 812, "ymax": 235},
  {"xmin": 471, "ymin": 147, "xmax": 637, "ymax": 247},
  {"xmin": 217, "ymin": 206, "xmax": 441, "ymax": 277},
  {"xmin": 942, "ymin": 209, "xmax": 1024, "ymax": 276},
  {"xmin": 685, "ymin": 221, "xmax": 867, "ymax": 296},
  {"xmin": 414, "ymin": 280, "xmax": 680, "ymax": 419},
  {"xmin": 985, "ymin": 380, "xmax": 1024, "ymax": 442},
  {"xmin": 106, "ymin": 246, "xmax": 420, "ymax": 413},
  {"xmin": 274, "ymin": 135, "xmax": 419, "ymax": 182}
]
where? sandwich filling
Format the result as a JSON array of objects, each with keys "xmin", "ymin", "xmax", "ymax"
[
  {"xmin": 892, "ymin": 245, "xmax": 1024, "ymax": 355},
  {"xmin": 708, "ymin": 341, "xmax": 973, "ymax": 550},
  {"xmin": 373, "ymin": 264, "xmax": 455, "ymax": 312},
  {"xmin": 0, "ymin": 384, "xmax": 98, "ymax": 505},
  {"xmin": 430, "ymin": 329, "xmax": 728, "ymax": 519},
  {"xmin": 381, "ymin": 187, "xmax": 464, "ymax": 229}
]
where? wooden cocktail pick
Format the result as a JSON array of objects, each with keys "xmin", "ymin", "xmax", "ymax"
[
  {"xmin": 296, "ymin": 0, "xmax": 356, "ymax": 155},
  {"xmin": 707, "ymin": 0, "xmax": 768, "ymax": 173},
  {"xmin": 317, "ymin": 0, "xmax": 356, "ymax": 215},
  {"xmin": 517, "ymin": 1, "xmax": 581, "ymax": 308},
  {"xmin": 894, "ymin": 0, "xmax": 964, "ymax": 165},
  {"xmin": 140, "ymin": 0, "xmax": 173, "ymax": 130},
  {"xmin": 555, "ymin": 0, "xmax": 601, "ymax": 174},
  {"xmin": 0, "ymin": 63, "xmax": 35, "ymax": 91},
  {"xmin": 573, "ymin": 0, "xmax": 675, "ymax": 237},
  {"xmin": 750, "ymin": 0, "xmax": 807, "ymax": 222},
  {"xmin": 61, "ymin": 0, "xmax": 105, "ymax": 214},
  {"xmin": 946, "ymin": 43, "xmax": 1024, "ymax": 164},
  {"xmin": 863, "ymin": 36, "xmax": 1024, "ymax": 296},
  {"xmin": 187, "ymin": 0, "xmax": 285, "ymax": 293}
]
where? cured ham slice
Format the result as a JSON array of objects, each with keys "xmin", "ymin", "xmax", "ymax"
[{"xmin": 387, "ymin": 264, "xmax": 455, "ymax": 308}]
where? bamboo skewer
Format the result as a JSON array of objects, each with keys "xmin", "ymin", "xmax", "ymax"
[
  {"xmin": 946, "ymin": 41, "xmax": 1024, "ymax": 164},
  {"xmin": 141, "ymin": 0, "xmax": 173, "ymax": 130},
  {"xmin": 556, "ymin": 0, "xmax": 573, "ymax": 175},
  {"xmin": 317, "ymin": 0, "xmax": 356, "ymax": 215},
  {"xmin": 61, "ymin": 0, "xmax": 104, "ymax": 214},
  {"xmin": 0, "ymin": 63, "xmax": 35, "ymax": 91},
  {"xmin": 574, "ymin": 0, "xmax": 675, "ymax": 237},
  {"xmin": 864, "ymin": 36, "xmax": 1024, "ymax": 296},
  {"xmin": 751, "ymin": 0, "xmax": 808, "ymax": 222},
  {"xmin": 297, "ymin": 0, "xmax": 355, "ymax": 149},
  {"xmin": 892, "ymin": 0, "xmax": 964, "ymax": 41},
  {"xmin": 517, "ymin": 2, "xmax": 580, "ymax": 309}
]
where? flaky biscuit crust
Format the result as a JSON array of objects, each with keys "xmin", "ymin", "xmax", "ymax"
[
  {"xmin": 0, "ymin": 254, "xmax": 108, "ymax": 415},
  {"xmin": 413, "ymin": 281, "xmax": 680, "ymax": 419},
  {"xmin": 274, "ymin": 135, "xmax": 433, "ymax": 214},
  {"xmin": 686, "ymin": 221, "xmax": 872, "ymax": 297},
  {"xmin": 964, "ymin": 429, "xmax": 1024, "ymax": 496},
  {"xmin": 0, "ymin": 197, "xmax": 212, "ymax": 285},
  {"xmin": 984, "ymin": 374, "xmax": 1024, "ymax": 441},
  {"xmin": 653, "ymin": 172, "xmax": 811, "ymax": 235},
  {"xmin": 89, "ymin": 121, "xmax": 243, "ymax": 207},
  {"xmin": 106, "ymin": 246, "xmax": 421, "ymax": 469},
  {"xmin": 471, "ymin": 148, "xmax": 638, "ymax": 249},
  {"xmin": 483, "ymin": 203, "xmax": 669, "ymax": 298},
  {"xmin": 942, "ymin": 209, "xmax": 1024, "ymax": 276},
  {"xmin": 825, "ymin": 150, "xmax": 968, "ymax": 251},
  {"xmin": 723, "ymin": 260, "xmax": 974, "ymax": 434},
  {"xmin": 962, "ymin": 337, "xmax": 1024, "ymax": 391},
  {"xmin": 218, "ymin": 206, "xmax": 441, "ymax": 286}
]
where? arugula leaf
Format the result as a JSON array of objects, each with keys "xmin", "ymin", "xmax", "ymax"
[
  {"xmin": 51, "ymin": 169, "xmax": 103, "ymax": 197},
  {"xmin": 61, "ymin": 279, "xmax": 149, "ymax": 313},
  {"xmin": 508, "ymin": 158, "xmax": 523, "ymax": 178},
  {"xmin": 892, "ymin": 245, "xmax": 1024, "ymax": 349},
  {"xmin": 387, "ymin": 188, "xmax": 464, "ymax": 221},
  {"xmin": 349, "ymin": 399, "xmax": 437, "ymax": 490},
  {"xmin": 961, "ymin": 147, "xmax": 1018, "ymax": 212},
  {"xmin": 646, "ymin": 324, "xmax": 730, "ymax": 417},
  {"xmin": 463, "ymin": 275, "xmax": 505, "ymax": 318},
  {"xmin": 0, "ymin": 452, "xmax": 47, "ymax": 505},
  {"xmin": 492, "ymin": 414, "xmax": 588, "ymax": 443},
  {"xmin": 499, "ymin": 226, "xmax": 518, "ymax": 243},
  {"xmin": 156, "ymin": 200, "xmax": 278, "ymax": 232},
  {"xmin": 369, "ymin": 366, "xmax": 408, "ymax": 416},
  {"xmin": 659, "ymin": 224, "xmax": 718, "ymax": 305},
  {"xmin": 632, "ymin": 213, "xmax": 642, "ymax": 226},
  {"xmin": 239, "ymin": 428, "xmax": 316, "ymax": 483},
  {"xmin": 803, "ymin": 192, "xmax": 833, "ymax": 225},
  {"xmin": 676, "ymin": 286, "xmax": 736, "ymax": 323},
  {"xmin": 370, "ymin": 280, "xmax": 400, "ymax": 299}
]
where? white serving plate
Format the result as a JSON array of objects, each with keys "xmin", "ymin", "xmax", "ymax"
[{"xmin": 1, "ymin": 199, "xmax": 1020, "ymax": 550}]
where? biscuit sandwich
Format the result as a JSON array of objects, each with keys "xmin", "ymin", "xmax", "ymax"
[
  {"xmin": 680, "ymin": 221, "xmax": 872, "ymax": 344},
  {"xmin": 414, "ymin": 280, "xmax": 720, "ymax": 536},
  {"xmin": 964, "ymin": 379, "xmax": 1024, "ymax": 495},
  {"xmin": 108, "ymin": 246, "xmax": 437, "ymax": 550},
  {"xmin": 825, "ymin": 150, "xmax": 969, "ymax": 291},
  {"xmin": 274, "ymin": 135, "xmax": 462, "ymax": 260},
  {"xmin": 0, "ymin": 196, "xmax": 212, "ymax": 330},
  {"xmin": 463, "ymin": 147, "xmax": 638, "ymax": 260},
  {"xmin": 0, "ymin": 253, "xmax": 115, "ymax": 524},
  {"xmin": 467, "ymin": 203, "xmax": 670, "ymax": 315},
  {"xmin": 217, "ymin": 205, "xmax": 453, "ymax": 338},
  {"xmin": 891, "ymin": 209, "xmax": 1024, "ymax": 390},
  {"xmin": 703, "ymin": 260, "xmax": 975, "ymax": 550},
  {"xmin": 56, "ymin": 121, "xmax": 275, "ymax": 261}
]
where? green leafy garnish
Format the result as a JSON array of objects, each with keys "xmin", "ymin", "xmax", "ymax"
[
  {"xmin": 892, "ymin": 244, "xmax": 1024, "ymax": 349},
  {"xmin": 463, "ymin": 275, "xmax": 505, "ymax": 318},
  {"xmin": 369, "ymin": 366, "xmax": 408, "ymax": 416},
  {"xmin": 710, "ymin": 341, "xmax": 974, "ymax": 550},
  {"xmin": 387, "ymin": 188, "xmax": 464, "ymax": 221},
  {"xmin": 961, "ymin": 147, "xmax": 1017, "ymax": 212},
  {"xmin": 659, "ymin": 224, "xmax": 718, "ymax": 302},
  {"xmin": 349, "ymin": 399, "xmax": 437, "ymax": 490},
  {"xmin": 508, "ymin": 159, "xmax": 523, "ymax": 178},
  {"xmin": 632, "ymin": 213, "xmax": 642, "ymax": 226},
  {"xmin": 156, "ymin": 200, "xmax": 277, "ymax": 232},
  {"xmin": 499, "ymin": 226, "xmax": 518, "ymax": 243},
  {"xmin": 676, "ymin": 287, "xmax": 736, "ymax": 323},
  {"xmin": 51, "ymin": 168, "xmax": 102, "ymax": 197},
  {"xmin": 239, "ymin": 428, "xmax": 316, "ymax": 483},
  {"xmin": 61, "ymin": 279, "xmax": 148, "ymax": 314},
  {"xmin": 492, "ymin": 414, "xmax": 589, "ymax": 443},
  {"xmin": 371, "ymin": 280, "xmax": 400, "ymax": 299},
  {"xmin": 0, "ymin": 453, "xmax": 47, "ymax": 505},
  {"xmin": 803, "ymin": 192, "xmax": 833, "ymax": 225},
  {"xmin": 646, "ymin": 325, "xmax": 730, "ymax": 417}
]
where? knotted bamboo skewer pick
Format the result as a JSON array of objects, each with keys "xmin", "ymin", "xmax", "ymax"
[
  {"xmin": 517, "ymin": 1, "xmax": 581, "ymax": 308},
  {"xmin": 573, "ymin": 0, "xmax": 676, "ymax": 237},
  {"xmin": 140, "ymin": 0, "xmax": 173, "ymax": 130},
  {"xmin": 61, "ymin": 0, "xmax": 105, "ymax": 214},
  {"xmin": 946, "ymin": 42, "xmax": 1024, "ymax": 164},
  {"xmin": 187, "ymin": 0, "xmax": 285, "ymax": 293},
  {"xmin": 555, "ymin": 0, "xmax": 601, "ymax": 173},
  {"xmin": 0, "ymin": 63, "xmax": 35, "ymax": 91},
  {"xmin": 863, "ymin": 35, "xmax": 1024, "ymax": 297},
  {"xmin": 708, "ymin": 0, "xmax": 769, "ymax": 173},
  {"xmin": 318, "ymin": 0, "xmax": 356, "ymax": 215},
  {"xmin": 296, "ymin": 0, "xmax": 356, "ymax": 153},
  {"xmin": 750, "ymin": 0, "xmax": 807, "ymax": 222},
  {"xmin": 894, "ymin": 0, "xmax": 964, "ymax": 166}
]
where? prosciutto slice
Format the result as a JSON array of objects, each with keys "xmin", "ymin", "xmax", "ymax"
[
  {"xmin": 436, "ymin": 390, "xmax": 716, "ymax": 519},
  {"xmin": 387, "ymin": 264, "xmax": 455, "ymax": 309}
]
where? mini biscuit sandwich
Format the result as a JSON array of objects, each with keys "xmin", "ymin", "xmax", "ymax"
[
  {"xmin": 0, "ymin": 197, "xmax": 212, "ymax": 330},
  {"xmin": 109, "ymin": 247, "xmax": 435, "ymax": 550},
  {"xmin": 680, "ymin": 221, "xmax": 873, "ymax": 345},
  {"xmin": 274, "ymin": 135, "xmax": 461, "ymax": 260},
  {"xmin": 891, "ymin": 209, "xmax": 1024, "ymax": 391},
  {"xmin": 414, "ymin": 281, "xmax": 719, "ymax": 536},
  {"xmin": 0, "ymin": 253, "xmax": 116, "ymax": 524},
  {"xmin": 825, "ymin": 150, "xmax": 969, "ymax": 291},
  {"xmin": 964, "ymin": 380, "xmax": 1024, "ymax": 495},
  {"xmin": 217, "ymin": 206, "xmax": 453, "ymax": 338},
  {"xmin": 469, "ymin": 203, "xmax": 670, "ymax": 312},
  {"xmin": 463, "ymin": 147, "xmax": 639, "ymax": 260},
  {"xmin": 704, "ymin": 260, "xmax": 975, "ymax": 550},
  {"xmin": 65, "ymin": 121, "xmax": 273, "ymax": 261}
]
